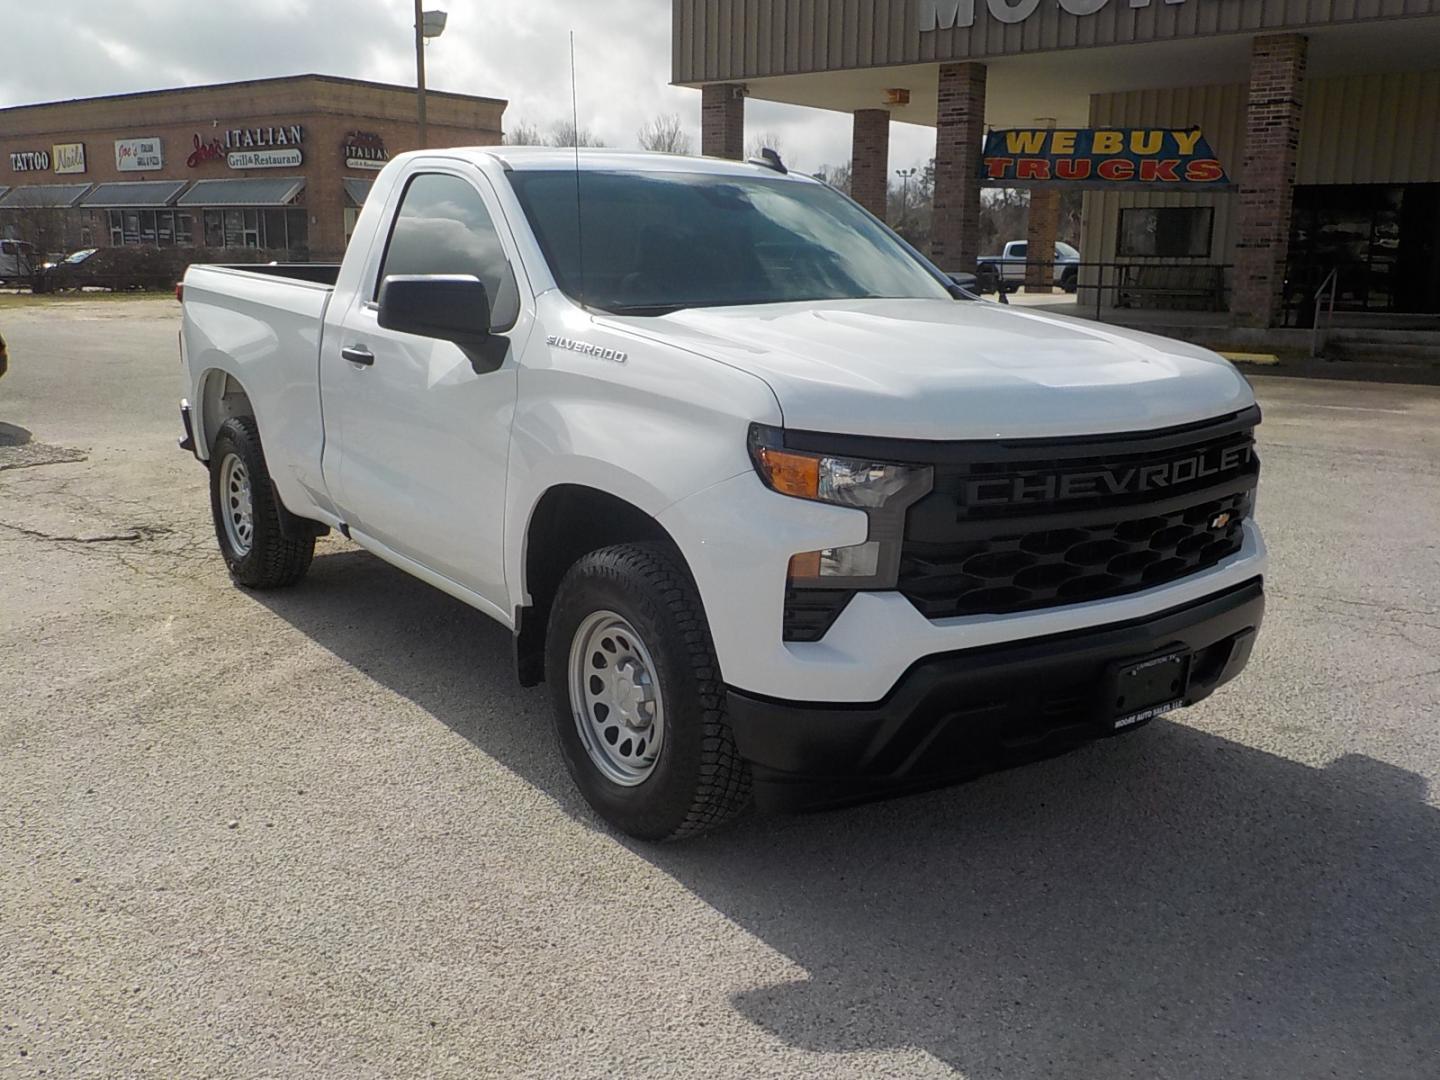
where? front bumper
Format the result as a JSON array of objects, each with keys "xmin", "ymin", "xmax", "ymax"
[{"xmin": 727, "ymin": 577, "xmax": 1264, "ymax": 812}]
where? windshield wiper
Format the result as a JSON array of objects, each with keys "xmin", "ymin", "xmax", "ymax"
[{"xmin": 602, "ymin": 303, "xmax": 693, "ymax": 316}]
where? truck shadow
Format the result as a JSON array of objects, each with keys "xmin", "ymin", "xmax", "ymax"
[{"xmin": 252, "ymin": 547, "xmax": 1439, "ymax": 1079}]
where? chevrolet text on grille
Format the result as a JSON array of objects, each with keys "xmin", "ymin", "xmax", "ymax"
[{"xmin": 965, "ymin": 442, "xmax": 1254, "ymax": 507}]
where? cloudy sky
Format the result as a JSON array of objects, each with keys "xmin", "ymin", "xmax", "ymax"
[{"xmin": 0, "ymin": 0, "xmax": 935, "ymax": 174}]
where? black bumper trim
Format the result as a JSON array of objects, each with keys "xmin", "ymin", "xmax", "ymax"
[
  {"xmin": 727, "ymin": 578, "xmax": 1264, "ymax": 812},
  {"xmin": 178, "ymin": 402, "xmax": 200, "ymax": 460}
]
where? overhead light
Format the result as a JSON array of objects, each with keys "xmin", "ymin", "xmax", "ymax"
[
  {"xmin": 883, "ymin": 88, "xmax": 911, "ymax": 106},
  {"xmin": 421, "ymin": 9, "xmax": 448, "ymax": 38}
]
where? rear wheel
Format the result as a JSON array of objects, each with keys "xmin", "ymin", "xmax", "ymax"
[
  {"xmin": 545, "ymin": 543, "xmax": 751, "ymax": 840},
  {"xmin": 208, "ymin": 416, "xmax": 314, "ymax": 589},
  {"xmin": 1061, "ymin": 266, "xmax": 1078, "ymax": 293}
]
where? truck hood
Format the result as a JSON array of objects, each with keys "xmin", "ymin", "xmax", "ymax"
[{"xmin": 607, "ymin": 298, "xmax": 1255, "ymax": 440}]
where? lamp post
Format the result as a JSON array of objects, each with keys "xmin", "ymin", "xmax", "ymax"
[
  {"xmin": 414, "ymin": 2, "xmax": 448, "ymax": 149},
  {"xmin": 895, "ymin": 166, "xmax": 917, "ymax": 233}
]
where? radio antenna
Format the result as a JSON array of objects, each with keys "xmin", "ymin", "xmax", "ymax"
[{"xmin": 569, "ymin": 30, "xmax": 587, "ymax": 309}]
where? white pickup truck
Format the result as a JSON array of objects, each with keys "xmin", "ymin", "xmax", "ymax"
[
  {"xmin": 978, "ymin": 240, "xmax": 1080, "ymax": 293},
  {"xmin": 179, "ymin": 148, "xmax": 1265, "ymax": 840}
]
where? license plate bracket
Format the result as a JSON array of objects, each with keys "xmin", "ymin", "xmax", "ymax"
[{"xmin": 1105, "ymin": 648, "xmax": 1190, "ymax": 732}]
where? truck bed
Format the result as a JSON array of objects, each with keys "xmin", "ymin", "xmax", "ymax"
[{"xmin": 208, "ymin": 263, "xmax": 341, "ymax": 286}]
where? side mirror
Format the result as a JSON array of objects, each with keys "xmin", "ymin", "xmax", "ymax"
[
  {"xmin": 377, "ymin": 274, "xmax": 491, "ymax": 344},
  {"xmin": 948, "ymin": 272, "xmax": 979, "ymax": 299}
]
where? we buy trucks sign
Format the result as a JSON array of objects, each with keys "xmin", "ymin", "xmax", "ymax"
[{"xmin": 980, "ymin": 128, "xmax": 1232, "ymax": 189}]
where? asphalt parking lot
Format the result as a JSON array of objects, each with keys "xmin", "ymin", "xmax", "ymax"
[{"xmin": 2, "ymin": 297, "xmax": 1437, "ymax": 1079}]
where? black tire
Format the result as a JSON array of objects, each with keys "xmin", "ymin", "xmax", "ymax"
[
  {"xmin": 1061, "ymin": 267, "xmax": 1078, "ymax": 293},
  {"xmin": 976, "ymin": 264, "xmax": 1000, "ymax": 294},
  {"xmin": 208, "ymin": 415, "xmax": 314, "ymax": 589},
  {"xmin": 544, "ymin": 542, "xmax": 752, "ymax": 841}
]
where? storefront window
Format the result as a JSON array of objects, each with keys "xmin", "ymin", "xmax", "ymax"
[
  {"xmin": 285, "ymin": 209, "xmax": 308, "ymax": 256},
  {"xmin": 1117, "ymin": 207, "xmax": 1213, "ymax": 258},
  {"xmin": 175, "ymin": 212, "xmax": 194, "ymax": 246},
  {"xmin": 109, "ymin": 211, "xmax": 124, "ymax": 246},
  {"xmin": 204, "ymin": 210, "xmax": 224, "ymax": 248}
]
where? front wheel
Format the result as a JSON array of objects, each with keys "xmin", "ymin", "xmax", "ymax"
[
  {"xmin": 545, "ymin": 543, "xmax": 752, "ymax": 840},
  {"xmin": 208, "ymin": 416, "xmax": 314, "ymax": 589}
]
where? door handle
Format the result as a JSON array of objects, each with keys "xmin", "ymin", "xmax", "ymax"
[{"xmin": 341, "ymin": 345, "xmax": 375, "ymax": 367}]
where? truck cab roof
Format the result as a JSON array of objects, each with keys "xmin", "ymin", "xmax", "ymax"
[{"xmin": 444, "ymin": 146, "xmax": 818, "ymax": 181}]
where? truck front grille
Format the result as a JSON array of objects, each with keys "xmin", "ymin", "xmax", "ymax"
[{"xmin": 896, "ymin": 409, "xmax": 1259, "ymax": 620}]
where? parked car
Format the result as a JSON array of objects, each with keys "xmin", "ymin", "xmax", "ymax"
[
  {"xmin": 0, "ymin": 239, "xmax": 37, "ymax": 286},
  {"xmin": 37, "ymin": 247, "xmax": 174, "ymax": 292},
  {"xmin": 178, "ymin": 148, "xmax": 1265, "ymax": 840},
  {"xmin": 978, "ymin": 240, "xmax": 1080, "ymax": 293}
]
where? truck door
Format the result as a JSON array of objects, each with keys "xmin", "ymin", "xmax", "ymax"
[{"xmin": 320, "ymin": 167, "xmax": 530, "ymax": 610}]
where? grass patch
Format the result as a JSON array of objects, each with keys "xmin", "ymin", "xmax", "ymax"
[{"xmin": 0, "ymin": 290, "xmax": 175, "ymax": 310}]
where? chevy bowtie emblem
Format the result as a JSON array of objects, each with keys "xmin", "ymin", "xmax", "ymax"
[{"xmin": 1210, "ymin": 511, "xmax": 1233, "ymax": 529}]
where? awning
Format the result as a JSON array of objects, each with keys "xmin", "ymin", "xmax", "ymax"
[
  {"xmin": 0, "ymin": 183, "xmax": 93, "ymax": 208},
  {"xmin": 79, "ymin": 181, "xmax": 189, "ymax": 208},
  {"xmin": 176, "ymin": 177, "xmax": 305, "ymax": 207},
  {"xmin": 343, "ymin": 178, "xmax": 374, "ymax": 206},
  {"xmin": 0, "ymin": 187, "xmax": 8, "ymax": 203}
]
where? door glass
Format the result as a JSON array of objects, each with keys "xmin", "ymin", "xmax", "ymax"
[{"xmin": 376, "ymin": 173, "xmax": 519, "ymax": 328}]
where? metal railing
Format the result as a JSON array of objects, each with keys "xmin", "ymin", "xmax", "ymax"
[
  {"xmin": 1310, "ymin": 268, "xmax": 1338, "ymax": 358},
  {"xmin": 975, "ymin": 261, "xmax": 1232, "ymax": 321}
]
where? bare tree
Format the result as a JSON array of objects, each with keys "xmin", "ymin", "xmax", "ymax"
[
  {"xmin": 744, "ymin": 131, "xmax": 787, "ymax": 162},
  {"xmin": 813, "ymin": 162, "xmax": 852, "ymax": 194},
  {"xmin": 548, "ymin": 121, "xmax": 606, "ymax": 148},
  {"xmin": 503, "ymin": 119, "xmax": 544, "ymax": 146},
  {"xmin": 637, "ymin": 113, "xmax": 693, "ymax": 155}
]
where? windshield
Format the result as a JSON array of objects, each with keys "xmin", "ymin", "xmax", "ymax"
[{"xmin": 507, "ymin": 169, "xmax": 952, "ymax": 314}]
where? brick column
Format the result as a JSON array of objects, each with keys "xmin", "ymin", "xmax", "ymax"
[
  {"xmin": 701, "ymin": 83, "xmax": 745, "ymax": 160},
  {"xmin": 851, "ymin": 109, "xmax": 891, "ymax": 220},
  {"xmin": 1233, "ymin": 34, "xmax": 1308, "ymax": 328},
  {"xmin": 1024, "ymin": 188, "xmax": 1060, "ymax": 293},
  {"xmin": 931, "ymin": 63, "xmax": 986, "ymax": 274}
]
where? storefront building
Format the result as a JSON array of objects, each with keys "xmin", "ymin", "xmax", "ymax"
[
  {"xmin": 0, "ymin": 74, "xmax": 506, "ymax": 263},
  {"xmin": 673, "ymin": 0, "xmax": 1440, "ymax": 329}
]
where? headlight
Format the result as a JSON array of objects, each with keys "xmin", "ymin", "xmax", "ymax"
[
  {"xmin": 748, "ymin": 424, "xmax": 933, "ymax": 593},
  {"xmin": 748, "ymin": 425, "xmax": 930, "ymax": 510}
]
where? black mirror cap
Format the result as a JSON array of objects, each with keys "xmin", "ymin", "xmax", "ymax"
[
  {"xmin": 947, "ymin": 272, "xmax": 980, "ymax": 299},
  {"xmin": 377, "ymin": 274, "xmax": 491, "ymax": 344}
]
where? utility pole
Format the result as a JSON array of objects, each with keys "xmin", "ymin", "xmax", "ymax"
[{"xmin": 414, "ymin": 0, "xmax": 428, "ymax": 149}]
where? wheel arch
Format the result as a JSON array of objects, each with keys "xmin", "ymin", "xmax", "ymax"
[
  {"xmin": 196, "ymin": 365, "xmax": 255, "ymax": 461},
  {"xmin": 513, "ymin": 483, "xmax": 687, "ymax": 688}
]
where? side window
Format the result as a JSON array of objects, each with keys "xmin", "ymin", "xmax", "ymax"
[
  {"xmin": 376, "ymin": 172, "xmax": 521, "ymax": 330},
  {"xmin": 1010, "ymin": 242, "xmax": 1028, "ymax": 258}
]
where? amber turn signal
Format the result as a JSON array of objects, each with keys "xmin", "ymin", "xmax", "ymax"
[{"xmin": 754, "ymin": 446, "xmax": 820, "ymax": 500}]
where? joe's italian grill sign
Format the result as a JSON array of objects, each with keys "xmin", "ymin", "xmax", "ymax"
[{"xmin": 981, "ymin": 128, "xmax": 1231, "ymax": 189}]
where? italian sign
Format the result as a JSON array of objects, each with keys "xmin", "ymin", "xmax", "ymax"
[
  {"xmin": 188, "ymin": 125, "xmax": 306, "ymax": 168},
  {"xmin": 53, "ymin": 143, "xmax": 86, "ymax": 175},
  {"xmin": 227, "ymin": 148, "xmax": 303, "ymax": 170},
  {"xmin": 980, "ymin": 128, "xmax": 1231, "ymax": 189},
  {"xmin": 343, "ymin": 131, "xmax": 389, "ymax": 171},
  {"xmin": 116, "ymin": 137, "xmax": 164, "ymax": 172}
]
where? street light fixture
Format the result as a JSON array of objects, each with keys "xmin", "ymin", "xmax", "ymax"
[
  {"xmin": 414, "ymin": 3, "xmax": 448, "ymax": 149},
  {"xmin": 895, "ymin": 166, "xmax": 918, "ymax": 232}
]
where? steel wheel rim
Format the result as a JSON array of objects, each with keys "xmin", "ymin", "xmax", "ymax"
[
  {"xmin": 568, "ymin": 610, "xmax": 665, "ymax": 786},
  {"xmin": 219, "ymin": 452, "xmax": 255, "ymax": 557}
]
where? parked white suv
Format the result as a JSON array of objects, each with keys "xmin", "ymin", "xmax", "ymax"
[{"xmin": 178, "ymin": 149, "xmax": 1265, "ymax": 839}]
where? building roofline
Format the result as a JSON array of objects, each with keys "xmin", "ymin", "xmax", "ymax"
[{"xmin": 0, "ymin": 73, "xmax": 507, "ymax": 116}]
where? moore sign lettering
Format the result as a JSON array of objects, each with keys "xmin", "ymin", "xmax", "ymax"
[{"xmin": 921, "ymin": 0, "xmax": 1187, "ymax": 29}]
